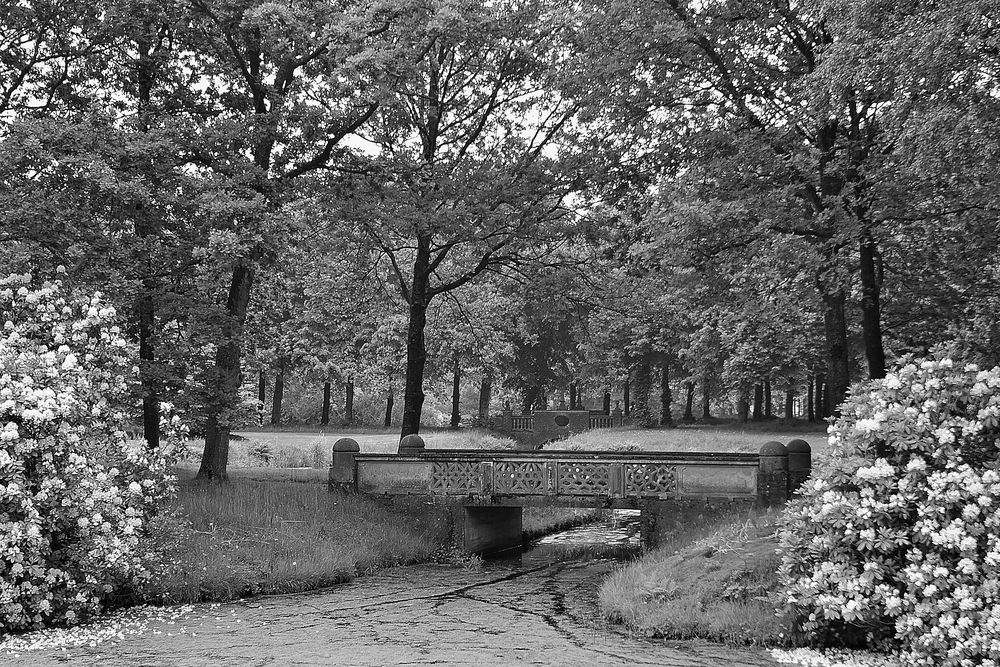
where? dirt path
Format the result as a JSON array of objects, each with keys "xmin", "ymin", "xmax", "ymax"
[{"xmin": 5, "ymin": 559, "xmax": 777, "ymax": 666}]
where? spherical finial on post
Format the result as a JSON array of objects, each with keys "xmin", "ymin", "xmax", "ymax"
[
  {"xmin": 757, "ymin": 441, "xmax": 789, "ymax": 506},
  {"xmin": 398, "ymin": 434, "xmax": 426, "ymax": 455},
  {"xmin": 330, "ymin": 437, "xmax": 361, "ymax": 490},
  {"xmin": 333, "ymin": 437, "xmax": 360, "ymax": 453},
  {"xmin": 786, "ymin": 439, "xmax": 812, "ymax": 494}
]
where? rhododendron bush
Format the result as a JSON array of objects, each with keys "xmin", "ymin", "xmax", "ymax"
[
  {"xmin": 779, "ymin": 357, "xmax": 1000, "ymax": 666},
  {"xmin": 0, "ymin": 273, "xmax": 183, "ymax": 632}
]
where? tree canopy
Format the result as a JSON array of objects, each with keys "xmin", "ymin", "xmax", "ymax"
[{"xmin": 1, "ymin": 0, "xmax": 997, "ymax": 477}]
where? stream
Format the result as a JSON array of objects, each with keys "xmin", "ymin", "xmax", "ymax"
[{"xmin": 4, "ymin": 511, "xmax": 778, "ymax": 666}]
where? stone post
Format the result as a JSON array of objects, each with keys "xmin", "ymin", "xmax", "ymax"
[
  {"xmin": 757, "ymin": 441, "xmax": 788, "ymax": 506},
  {"xmin": 612, "ymin": 402, "xmax": 623, "ymax": 426},
  {"xmin": 329, "ymin": 437, "xmax": 360, "ymax": 491},
  {"xmin": 398, "ymin": 433, "xmax": 426, "ymax": 456},
  {"xmin": 501, "ymin": 402, "xmax": 513, "ymax": 431},
  {"xmin": 786, "ymin": 439, "xmax": 812, "ymax": 495}
]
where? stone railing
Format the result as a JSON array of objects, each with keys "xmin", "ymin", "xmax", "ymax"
[
  {"xmin": 331, "ymin": 439, "xmax": 812, "ymax": 507},
  {"xmin": 497, "ymin": 407, "xmax": 630, "ymax": 448},
  {"xmin": 510, "ymin": 415, "xmax": 533, "ymax": 431},
  {"xmin": 588, "ymin": 413, "xmax": 626, "ymax": 429}
]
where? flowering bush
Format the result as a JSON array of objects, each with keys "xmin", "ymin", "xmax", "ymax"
[
  {"xmin": 779, "ymin": 357, "xmax": 1000, "ymax": 666},
  {"xmin": 0, "ymin": 272, "xmax": 183, "ymax": 632}
]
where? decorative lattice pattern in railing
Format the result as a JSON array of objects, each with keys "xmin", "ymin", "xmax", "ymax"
[
  {"xmin": 557, "ymin": 462, "xmax": 611, "ymax": 495},
  {"xmin": 429, "ymin": 461, "xmax": 483, "ymax": 494},
  {"xmin": 511, "ymin": 416, "xmax": 533, "ymax": 431},
  {"xmin": 589, "ymin": 416, "xmax": 615, "ymax": 429},
  {"xmin": 494, "ymin": 461, "xmax": 547, "ymax": 494},
  {"xmin": 624, "ymin": 464, "xmax": 677, "ymax": 496}
]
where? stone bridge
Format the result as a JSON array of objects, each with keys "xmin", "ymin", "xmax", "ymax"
[{"xmin": 330, "ymin": 436, "xmax": 811, "ymax": 554}]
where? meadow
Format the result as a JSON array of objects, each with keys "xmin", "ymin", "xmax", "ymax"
[{"xmin": 186, "ymin": 419, "xmax": 829, "ymax": 472}]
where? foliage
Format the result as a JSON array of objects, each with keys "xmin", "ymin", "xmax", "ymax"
[
  {"xmin": 0, "ymin": 274, "xmax": 184, "ymax": 632},
  {"xmin": 779, "ymin": 357, "xmax": 1000, "ymax": 665}
]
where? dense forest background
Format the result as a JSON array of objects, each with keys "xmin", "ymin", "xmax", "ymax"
[{"xmin": 2, "ymin": 0, "xmax": 997, "ymax": 478}]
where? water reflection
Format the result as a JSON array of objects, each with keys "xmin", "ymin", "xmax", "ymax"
[{"xmin": 486, "ymin": 509, "xmax": 642, "ymax": 568}]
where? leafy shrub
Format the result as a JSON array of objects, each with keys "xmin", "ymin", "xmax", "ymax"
[
  {"xmin": 0, "ymin": 273, "xmax": 183, "ymax": 631},
  {"xmin": 779, "ymin": 357, "xmax": 1000, "ymax": 665},
  {"xmin": 247, "ymin": 441, "xmax": 274, "ymax": 465}
]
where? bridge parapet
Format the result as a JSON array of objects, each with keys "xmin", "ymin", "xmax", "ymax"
[{"xmin": 340, "ymin": 447, "xmax": 801, "ymax": 506}]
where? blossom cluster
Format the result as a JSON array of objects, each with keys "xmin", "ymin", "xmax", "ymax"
[
  {"xmin": 779, "ymin": 357, "xmax": 1000, "ymax": 666},
  {"xmin": 0, "ymin": 272, "xmax": 183, "ymax": 632}
]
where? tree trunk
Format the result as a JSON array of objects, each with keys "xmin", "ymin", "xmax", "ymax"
[
  {"xmin": 784, "ymin": 384, "xmax": 795, "ymax": 423},
  {"xmin": 344, "ymin": 379, "xmax": 355, "ymax": 427},
  {"xmin": 632, "ymin": 358, "xmax": 653, "ymax": 427},
  {"xmin": 321, "ymin": 381, "xmax": 331, "ymax": 426},
  {"xmin": 384, "ymin": 388, "xmax": 394, "ymax": 428},
  {"xmin": 860, "ymin": 236, "xmax": 886, "ymax": 379},
  {"xmin": 623, "ymin": 379, "xmax": 631, "ymax": 416},
  {"xmin": 569, "ymin": 382, "xmax": 577, "ymax": 410},
  {"xmin": 401, "ymin": 239, "xmax": 431, "ymax": 437},
  {"xmin": 450, "ymin": 359, "xmax": 461, "ymax": 428},
  {"xmin": 807, "ymin": 373, "xmax": 815, "ymax": 422},
  {"xmin": 138, "ymin": 289, "xmax": 159, "ymax": 449},
  {"xmin": 602, "ymin": 392, "xmax": 611, "ymax": 415},
  {"xmin": 764, "ymin": 378, "xmax": 773, "ymax": 419},
  {"xmin": 702, "ymin": 375, "xmax": 711, "ymax": 419},
  {"xmin": 683, "ymin": 381, "xmax": 695, "ymax": 421},
  {"xmin": 752, "ymin": 383, "xmax": 764, "ymax": 421},
  {"xmin": 737, "ymin": 388, "xmax": 750, "ymax": 423},
  {"xmin": 659, "ymin": 362, "xmax": 673, "ymax": 426},
  {"xmin": 815, "ymin": 373, "xmax": 826, "ymax": 419},
  {"xmin": 822, "ymin": 290, "xmax": 850, "ymax": 415},
  {"xmin": 477, "ymin": 374, "xmax": 493, "ymax": 423},
  {"xmin": 522, "ymin": 386, "xmax": 540, "ymax": 414},
  {"xmin": 134, "ymin": 42, "xmax": 160, "ymax": 452},
  {"xmin": 257, "ymin": 370, "xmax": 266, "ymax": 425},
  {"xmin": 197, "ymin": 262, "xmax": 254, "ymax": 482},
  {"xmin": 270, "ymin": 361, "xmax": 284, "ymax": 426}
]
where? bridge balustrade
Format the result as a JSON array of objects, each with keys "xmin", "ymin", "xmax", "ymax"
[
  {"xmin": 510, "ymin": 415, "xmax": 534, "ymax": 431},
  {"xmin": 344, "ymin": 448, "xmax": 793, "ymax": 504}
]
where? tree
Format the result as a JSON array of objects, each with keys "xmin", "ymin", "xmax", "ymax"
[
  {"xmin": 351, "ymin": 1, "xmax": 581, "ymax": 436},
  {"xmin": 173, "ymin": 0, "xmax": 424, "ymax": 478}
]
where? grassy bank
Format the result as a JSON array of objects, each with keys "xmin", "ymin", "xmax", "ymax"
[
  {"xmin": 136, "ymin": 477, "xmax": 602, "ymax": 605},
  {"xmin": 139, "ymin": 480, "xmax": 448, "ymax": 604},
  {"xmin": 599, "ymin": 509, "xmax": 793, "ymax": 646}
]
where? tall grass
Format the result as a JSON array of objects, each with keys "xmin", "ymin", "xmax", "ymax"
[
  {"xmin": 598, "ymin": 509, "xmax": 794, "ymax": 646},
  {"xmin": 139, "ymin": 480, "xmax": 449, "ymax": 604},
  {"xmin": 134, "ymin": 477, "xmax": 604, "ymax": 606}
]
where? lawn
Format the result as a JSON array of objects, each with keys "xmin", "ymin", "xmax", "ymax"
[
  {"xmin": 559, "ymin": 421, "xmax": 827, "ymax": 455},
  {"xmin": 211, "ymin": 428, "xmax": 517, "ymax": 469},
  {"xmin": 203, "ymin": 420, "xmax": 828, "ymax": 471}
]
